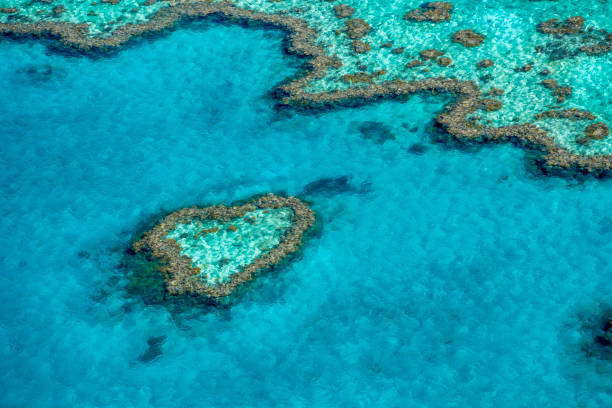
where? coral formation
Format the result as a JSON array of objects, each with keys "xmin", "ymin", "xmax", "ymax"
[
  {"xmin": 345, "ymin": 18, "xmax": 371, "ymax": 39},
  {"xmin": 534, "ymin": 109, "xmax": 595, "ymax": 121},
  {"xmin": 333, "ymin": 4, "xmax": 354, "ymax": 19},
  {"xmin": 576, "ymin": 122, "xmax": 610, "ymax": 146},
  {"xmin": 477, "ymin": 59, "xmax": 494, "ymax": 69},
  {"xmin": 539, "ymin": 79, "xmax": 572, "ymax": 103},
  {"xmin": 596, "ymin": 318, "xmax": 612, "ymax": 347},
  {"xmin": 0, "ymin": 0, "xmax": 610, "ymax": 174},
  {"xmin": 358, "ymin": 121, "xmax": 395, "ymax": 143},
  {"xmin": 404, "ymin": 2, "xmax": 453, "ymax": 23},
  {"xmin": 451, "ymin": 29, "xmax": 485, "ymax": 47},
  {"xmin": 420, "ymin": 48, "xmax": 444, "ymax": 60},
  {"xmin": 132, "ymin": 194, "xmax": 315, "ymax": 299},
  {"xmin": 436, "ymin": 56, "xmax": 452, "ymax": 66},
  {"xmin": 351, "ymin": 39, "xmax": 371, "ymax": 54},
  {"xmin": 537, "ymin": 16, "xmax": 584, "ymax": 36}
]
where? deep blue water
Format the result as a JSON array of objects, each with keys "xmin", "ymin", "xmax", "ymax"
[{"xmin": 1, "ymin": 22, "xmax": 612, "ymax": 407}]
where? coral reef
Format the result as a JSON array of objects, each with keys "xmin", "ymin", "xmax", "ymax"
[
  {"xmin": 333, "ymin": 4, "xmax": 354, "ymax": 19},
  {"xmin": 351, "ymin": 39, "xmax": 371, "ymax": 54},
  {"xmin": 345, "ymin": 18, "xmax": 371, "ymax": 39},
  {"xmin": 477, "ymin": 59, "xmax": 494, "ymax": 69},
  {"xmin": 576, "ymin": 122, "xmax": 610, "ymax": 146},
  {"xmin": 0, "ymin": 0, "xmax": 610, "ymax": 174},
  {"xmin": 537, "ymin": 16, "xmax": 584, "ymax": 36},
  {"xmin": 451, "ymin": 29, "xmax": 485, "ymax": 47},
  {"xmin": 404, "ymin": 2, "xmax": 453, "ymax": 23},
  {"xmin": 596, "ymin": 318, "xmax": 612, "ymax": 347},
  {"xmin": 358, "ymin": 121, "xmax": 395, "ymax": 143},
  {"xmin": 301, "ymin": 175, "xmax": 371, "ymax": 196},
  {"xmin": 539, "ymin": 79, "xmax": 572, "ymax": 103},
  {"xmin": 132, "ymin": 194, "xmax": 315, "ymax": 299},
  {"xmin": 534, "ymin": 109, "xmax": 595, "ymax": 121}
]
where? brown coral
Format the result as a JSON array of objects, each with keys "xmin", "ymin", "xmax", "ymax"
[
  {"xmin": 539, "ymin": 79, "xmax": 572, "ymax": 103},
  {"xmin": 537, "ymin": 16, "xmax": 584, "ymax": 36},
  {"xmin": 406, "ymin": 59, "xmax": 424, "ymax": 68},
  {"xmin": 452, "ymin": 29, "xmax": 485, "ymax": 47},
  {"xmin": 477, "ymin": 59, "xmax": 494, "ymax": 69},
  {"xmin": 341, "ymin": 72, "xmax": 374, "ymax": 84},
  {"xmin": 420, "ymin": 49, "xmax": 444, "ymax": 60},
  {"xmin": 487, "ymin": 88, "xmax": 504, "ymax": 96},
  {"xmin": 534, "ymin": 109, "xmax": 595, "ymax": 121},
  {"xmin": 576, "ymin": 123, "xmax": 610, "ymax": 145},
  {"xmin": 404, "ymin": 2, "xmax": 453, "ymax": 23},
  {"xmin": 333, "ymin": 4, "xmax": 355, "ymax": 18},
  {"xmin": 51, "ymin": 5, "xmax": 66, "ymax": 16},
  {"xmin": 436, "ymin": 57, "xmax": 452, "ymax": 66},
  {"xmin": 481, "ymin": 99, "xmax": 503, "ymax": 112},
  {"xmin": 345, "ymin": 18, "xmax": 371, "ymax": 39},
  {"xmin": 351, "ymin": 39, "xmax": 371, "ymax": 53}
]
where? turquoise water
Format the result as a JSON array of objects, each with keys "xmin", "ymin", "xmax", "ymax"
[
  {"xmin": 2, "ymin": 0, "xmax": 610, "ymax": 154},
  {"xmin": 1, "ymin": 17, "xmax": 612, "ymax": 408}
]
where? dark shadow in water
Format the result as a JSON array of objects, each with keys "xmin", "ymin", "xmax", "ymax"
[
  {"xmin": 407, "ymin": 142, "xmax": 428, "ymax": 155},
  {"xmin": 301, "ymin": 175, "xmax": 372, "ymax": 197},
  {"xmin": 138, "ymin": 335, "xmax": 167, "ymax": 364},
  {"xmin": 13, "ymin": 63, "xmax": 66, "ymax": 84},
  {"xmin": 357, "ymin": 121, "xmax": 395, "ymax": 144},
  {"xmin": 571, "ymin": 304, "xmax": 612, "ymax": 362}
]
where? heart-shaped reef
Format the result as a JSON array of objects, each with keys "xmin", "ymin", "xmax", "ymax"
[{"xmin": 132, "ymin": 194, "xmax": 315, "ymax": 299}]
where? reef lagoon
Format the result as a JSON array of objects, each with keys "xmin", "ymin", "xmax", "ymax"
[{"xmin": 1, "ymin": 0, "xmax": 612, "ymax": 407}]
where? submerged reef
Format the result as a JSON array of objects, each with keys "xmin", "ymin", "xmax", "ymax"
[
  {"xmin": 597, "ymin": 318, "xmax": 612, "ymax": 348},
  {"xmin": 404, "ymin": 2, "xmax": 453, "ymax": 23},
  {"xmin": 573, "ymin": 307, "xmax": 612, "ymax": 361},
  {"xmin": 0, "ymin": 0, "xmax": 611, "ymax": 174},
  {"xmin": 130, "ymin": 194, "xmax": 314, "ymax": 300}
]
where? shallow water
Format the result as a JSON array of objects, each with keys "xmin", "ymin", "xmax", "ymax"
[
  {"xmin": 1, "ymin": 18, "xmax": 612, "ymax": 408},
  {"xmin": 167, "ymin": 207, "xmax": 293, "ymax": 285}
]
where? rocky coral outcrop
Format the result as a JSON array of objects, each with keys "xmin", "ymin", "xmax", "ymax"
[
  {"xmin": 52, "ymin": 5, "xmax": 66, "ymax": 16},
  {"xmin": 345, "ymin": 18, "xmax": 371, "ymax": 39},
  {"xmin": 436, "ymin": 57, "xmax": 452, "ymax": 66},
  {"xmin": 404, "ymin": 2, "xmax": 453, "ymax": 23},
  {"xmin": 406, "ymin": 59, "xmax": 423, "ymax": 68},
  {"xmin": 534, "ymin": 108, "xmax": 596, "ymax": 121},
  {"xmin": 480, "ymin": 98, "xmax": 503, "ymax": 112},
  {"xmin": 537, "ymin": 16, "xmax": 584, "ymax": 36},
  {"xmin": 333, "ymin": 4, "xmax": 355, "ymax": 18},
  {"xmin": 487, "ymin": 88, "xmax": 504, "ymax": 96},
  {"xmin": 452, "ymin": 29, "xmax": 485, "ymax": 47},
  {"xmin": 576, "ymin": 122, "xmax": 610, "ymax": 145},
  {"xmin": 341, "ymin": 72, "xmax": 378, "ymax": 84},
  {"xmin": 539, "ymin": 79, "xmax": 572, "ymax": 103},
  {"xmin": 351, "ymin": 39, "xmax": 371, "ymax": 53},
  {"xmin": 477, "ymin": 59, "xmax": 494, "ymax": 69},
  {"xmin": 420, "ymin": 49, "xmax": 444, "ymax": 60}
]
